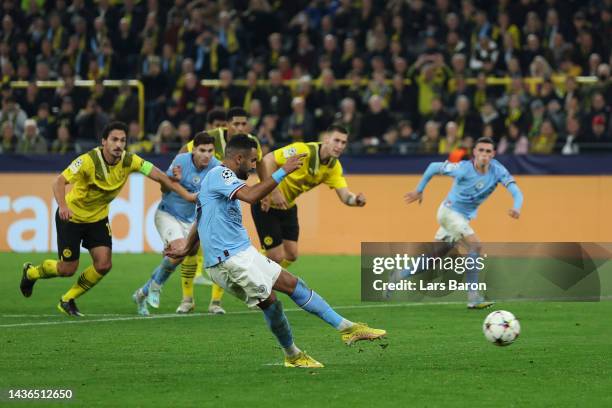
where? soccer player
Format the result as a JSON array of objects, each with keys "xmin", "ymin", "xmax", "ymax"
[
  {"xmin": 400, "ymin": 136, "xmax": 524, "ymax": 308},
  {"xmin": 192, "ymin": 108, "xmax": 227, "ymax": 286},
  {"xmin": 179, "ymin": 107, "xmax": 264, "ymax": 312},
  {"xmin": 133, "ymin": 132, "xmax": 221, "ymax": 316},
  {"xmin": 165, "ymin": 135, "xmax": 386, "ymax": 368},
  {"xmin": 252, "ymin": 124, "xmax": 366, "ymax": 268},
  {"xmin": 19, "ymin": 121, "xmax": 195, "ymax": 316}
]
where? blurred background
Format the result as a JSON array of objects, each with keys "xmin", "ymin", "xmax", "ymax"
[{"xmin": 1, "ymin": 0, "xmax": 611, "ymax": 254}]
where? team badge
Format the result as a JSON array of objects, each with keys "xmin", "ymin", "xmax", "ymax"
[
  {"xmin": 475, "ymin": 181, "xmax": 484, "ymax": 190},
  {"xmin": 192, "ymin": 176, "xmax": 201, "ymax": 185},
  {"xmin": 282, "ymin": 147, "xmax": 297, "ymax": 158},
  {"xmin": 62, "ymin": 248, "xmax": 72, "ymax": 258},
  {"xmin": 263, "ymin": 236, "xmax": 274, "ymax": 246},
  {"xmin": 69, "ymin": 158, "xmax": 83, "ymax": 174},
  {"xmin": 256, "ymin": 285, "xmax": 268, "ymax": 295}
]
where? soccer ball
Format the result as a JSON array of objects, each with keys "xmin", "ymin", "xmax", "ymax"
[{"xmin": 482, "ymin": 310, "xmax": 520, "ymax": 346}]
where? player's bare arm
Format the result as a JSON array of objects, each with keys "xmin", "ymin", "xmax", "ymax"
[
  {"xmin": 53, "ymin": 174, "xmax": 72, "ymax": 220},
  {"xmin": 235, "ymin": 154, "xmax": 305, "ymax": 204},
  {"xmin": 404, "ymin": 190, "xmax": 423, "ymax": 204},
  {"xmin": 148, "ymin": 166, "xmax": 197, "ymax": 203},
  {"xmin": 335, "ymin": 187, "xmax": 366, "ymax": 207},
  {"xmin": 165, "ymin": 222, "xmax": 200, "ymax": 259},
  {"xmin": 258, "ymin": 151, "xmax": 289, "ymax": 210}
]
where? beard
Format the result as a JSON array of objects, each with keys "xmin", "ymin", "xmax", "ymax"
[{"xmin": 236, "ymin": 169, "xmax": 249, "ymax": 180}]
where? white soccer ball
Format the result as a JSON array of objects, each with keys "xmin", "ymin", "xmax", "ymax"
[{"xmin": 482, "ymin": 310, "xmax": 520, "ymax": 346}]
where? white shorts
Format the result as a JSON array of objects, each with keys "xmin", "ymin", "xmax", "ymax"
[
  {"xmin": 206, "ymin": 245, "xmax": 281, "ymax": 307},
  {"xmin": 434, "ymin": 203, "xmax": 475, "ymax": 242},
  {"xmin": 154, "ymin": 208, "xmax": 193, "ymax": 246}
]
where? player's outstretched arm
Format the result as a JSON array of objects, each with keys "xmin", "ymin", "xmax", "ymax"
[
  {"xmin": 335, "ymin": 187, "xmax": 366, "ymax": 207},
  {"xmin": 148, "ymin": 166, "xmax": 197, "ymax": 203},
  {"xmin": 53, "ymin": 174, "xmax": 72, "ymax": 221},
  {"xmin": 405, "ymin": 162, "xmax": 448, "ymax": 204},
  {"xmin": 404, "ymin": 190, "xmax": 423, "ymax": 204},
  {"xmin": 260, "ymin": 151, "xmax": 288, "ymax": 210},
  {"xmin": 506, "ymin": 182, "xmax": 523, "ymax": 219},
  {"xmin": 235, "ymin": 154, "xmax": 305, "ymax": 204}
]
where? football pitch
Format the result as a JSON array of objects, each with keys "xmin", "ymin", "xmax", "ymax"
[{"xmin": 1, "ymin": 253, "xmax": 611, "ymax": 407}]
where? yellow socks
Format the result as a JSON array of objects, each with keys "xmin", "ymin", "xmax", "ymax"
[
  {"xmin": 280, "ymin": 259, "xmax": 293, "ymax": 269},
  {"xmin": 27, "ymin": 260, "xmax": 59, "ymax": 280},
  {"xmin": 211, "ymin": 283, "xmax": 224, "ymax": 303},
  {"xmin": 61, "ymin": 265, "xmax": 104, "ymax": 302},
  {"xmin": 181, "ymin": 255, "xmax": 197, "ymax": 299}
]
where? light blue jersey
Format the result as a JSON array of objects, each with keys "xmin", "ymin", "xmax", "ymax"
[
  {"xmin": 417, "ymin": 159, "xmax": 523, "ymax": 219},
  {"xmin": 197, "ymin": 166, "xmax": 251, "ymax": 267},
  {"xmin": 158, "ymin": 153, "xmax": 221, "ymax": 223}
]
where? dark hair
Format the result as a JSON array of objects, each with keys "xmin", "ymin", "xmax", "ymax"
[
  {"xmin": 475, "ymin": 136, "xmax": 495, "ymax": 147},
  {"xmin": 327, "ymin": 123, "xmax": 349, "ymax": 135},
  {"xmin": 101, "ymin": 121, "xmax": 128, "ymax": 140},
  {"xmin": 193, "ymin": 131, "xmax": 215, "ymax": 147},
  {"xmin": 207, "ymin": 108, "xmax": 226, "ymax": 125},
  {"xmin": 227, "ymin": 107, "xmax": 248, "ymax": 121},
  {"xmin": 225, "ymin": 134, "xmax": 257, "ymax": 157}
]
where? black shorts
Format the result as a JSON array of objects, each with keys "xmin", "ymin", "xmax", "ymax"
[
  {"xmin": 251, "ymin": 202, "xmax": 299, "ymax": 250},
  {"xmin": 55, "ymin": 210, "xmax": 112, "ymax": 262}
]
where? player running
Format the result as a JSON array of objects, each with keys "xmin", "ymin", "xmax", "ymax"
[
  {"xmin": 253, "ymin": 124, "xmax": 366, "ymax": 269},
  {"xmin": 19, "ymin": 121, "xmax": 194, "ymax": 316},
  {"xmin": 165, "ymin": 135, "xmax": 386, "ymax": 368},
  {"xmin": 398, "ymin": 137, "xmax": 524, "ymax": 309},
  {"xmin": 133, "ymin": 132, "xmax": 221, "ymax": 316},
  {"xmin": 178, "ymin": 107, "xmax": 264, "ymax": 312}
]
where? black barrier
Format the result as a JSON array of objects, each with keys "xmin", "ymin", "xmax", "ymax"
[{"xmin": 3, "ymin": 153, "xmax": 612, "ymax": 175}]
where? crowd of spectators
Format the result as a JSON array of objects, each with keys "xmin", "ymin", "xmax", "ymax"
[{"xmin": 0, "ymin": 0, "xmax": 611, "ymax": 156}]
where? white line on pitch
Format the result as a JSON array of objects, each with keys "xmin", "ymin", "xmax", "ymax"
[{"xmin": 0, "ymin": 302, "xmax": 462, "ymax": 328}]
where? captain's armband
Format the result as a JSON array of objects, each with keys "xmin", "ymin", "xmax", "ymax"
[{"xmin": 139, "ymin": 161, "xmax": 154, "ymax": 176}]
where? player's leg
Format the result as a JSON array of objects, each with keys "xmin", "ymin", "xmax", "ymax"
[
  {"xmin": 257, "ymin": 292, "xmax": 323, "ymax": 368},
  {"xmin": 20, "ymin": 211, "xmax": 82, "ymax": 297},
  {"xmin": 272, "ymin": 263, "xmax": 387, "ymax": 345},
  {"xmin": 143, "ymin": 243, "xmax": 183, "ymax": 309},
  {"xmin": 193, "ymin": 253, "xmax": 212, "ymax": 285},
  {"xmin": 278, "ymin": 205, "xmax": 299, "ymax": 268},
  {"xmin": 208, "ymin": 246, "xmax": 321, "ymax": 367},
  {"xmin": 459, "ymin": 233, "xmax": 493, "ymax": 309},
  {"xmin": 177, "ymin": 253, "xmax": 197, "ymax": 313},
  {"xmin": 58, "ymin": 217, "xmax": 113, "ymax": 316},
  {"xmin": 251, "ymin": 202, "xmax": 284, "ymax": 262}
]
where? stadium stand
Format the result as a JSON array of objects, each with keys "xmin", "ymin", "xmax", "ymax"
[{"xmin": 0, "ymin": 0, "xmax": 610, "ymax": 155}]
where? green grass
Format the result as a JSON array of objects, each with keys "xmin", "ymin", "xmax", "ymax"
[{"xmin": 1, "ymin": 253, "xmax": 611, "ymax": 407}]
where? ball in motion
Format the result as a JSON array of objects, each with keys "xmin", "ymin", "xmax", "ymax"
[{"xmin": 482, "ymin": 310, "xmax": 520, "ymax": 346}]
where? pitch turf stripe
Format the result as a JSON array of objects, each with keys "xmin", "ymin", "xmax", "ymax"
[{"xmin": 0, "ymin": 302, "xmax": 463, "ymax": 328}]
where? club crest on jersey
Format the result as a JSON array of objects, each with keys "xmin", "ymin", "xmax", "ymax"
[
  {"xmin": 69, "ymin": 158, "xmax": 83, "ymax": 174},
  {"xmin": 221, "ymin": 168, "xmax": 238, "ymax": 185},
  {"xmin": 62, "ymin": 248, "xmax": 72, "ymax": 258},
  {"xmin": 192, "ymin": 176, "xmax": 201, "ymax": 185},
  {"xmin": 282, "ymin": 146, "xmax": 297, "ymax": 158},
  {"xmin": 475, "ymin": 181, "xmax": 485, "ymax": 190},
  {"xmin": 442, "ymin": 162, "xmax": 459, "ymax": 172}
]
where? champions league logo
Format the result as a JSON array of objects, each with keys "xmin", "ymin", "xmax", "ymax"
[{"xmin": 221, "ymin": 168, "xmax": 238, "ymax": 185}]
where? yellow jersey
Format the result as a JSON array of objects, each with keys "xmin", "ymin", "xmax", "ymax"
[
  {"xmin": 273, "ymin": 142, "xmax": 348, "ymax": 208},
  {"xmin": 184, "ymin": 127, "xmax": 262, "ymax": 161},
  {"xmin": 61, "ymin": 147, "xmax": 146, "ymax": 223}
]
